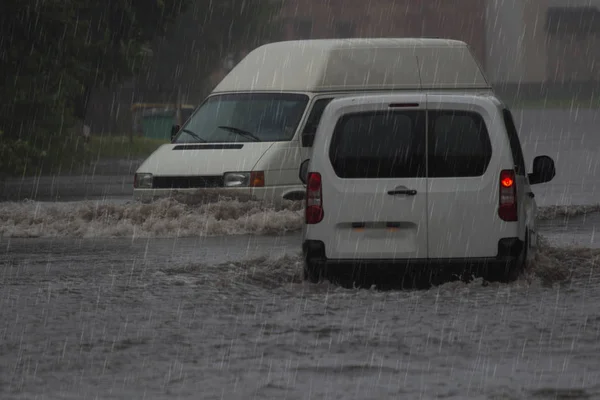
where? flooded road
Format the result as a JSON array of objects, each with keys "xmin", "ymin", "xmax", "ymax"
[
  {"xmin": 1, "ymin": 108, "xmax": 600, "ymax": 399},
  {"xmin": 2, "ymin": 227, "xmax": 600, "ymax": 399}
]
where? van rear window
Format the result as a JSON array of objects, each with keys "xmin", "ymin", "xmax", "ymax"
[
  {"xmin": 329, "ymin": 111, "xmax": 426, "ymax": 178},
  {"xmin": 428, "ymin": 111, "xmax": 492, "ymax": 177}
]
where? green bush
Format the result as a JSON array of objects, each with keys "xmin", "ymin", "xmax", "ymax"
[
  {"xmin": 0, "ymin": 133, "xmax": 45, "ymax": 176},
  {"xmin": 0, "ymin": 129, "xmax": 89, "ymax": 176},
  {"xmin": 84, "ymin": 135, "xmax": 168, "ymax": 160}
]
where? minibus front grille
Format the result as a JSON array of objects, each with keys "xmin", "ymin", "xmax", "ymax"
[
  {"xmin": 152, "ymin": 176, "xmax": 224, "ymax": 189},
  {"xmin": 173, "ymin": 144, "xmax": 244, "ymax": 150}
]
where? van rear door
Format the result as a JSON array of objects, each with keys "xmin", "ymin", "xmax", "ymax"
[
  {"xmin": 316, "ymin": 97, "xmax": 429, "ymax": 260},
  {"xmin": 425, "ymin": 95, "xmax": 511, "ymax": 259}
]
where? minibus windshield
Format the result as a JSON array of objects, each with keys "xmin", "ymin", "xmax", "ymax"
[{"xmin": 174, "ymin": 93, "xmax": 309, "ymax": 143}]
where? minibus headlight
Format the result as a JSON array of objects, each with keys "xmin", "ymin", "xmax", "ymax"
[
  {"xmin": 134, "ymin": 173, "xmax": 153, "ymax": 189},
  {"xmin": 223, "ymin": 171, "xmax": 265, "ymax": 187}
]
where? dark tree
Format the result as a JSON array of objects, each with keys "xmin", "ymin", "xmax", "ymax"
[
  {"xmin": 0, "ymin": 0, "xmax": 190, "ymax": 135},
  {"xmin": 145, "ymin": 0, "xmax": 284, "ymax": 101}
]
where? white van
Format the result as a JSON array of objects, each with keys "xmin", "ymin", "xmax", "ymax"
[
  {"xmin": 133, "ymin": 38, "xmax": 491, "ymax": 204},
  {"xmin": 299, "ymin": 93, "xmax": 556, "ymax": 284}
]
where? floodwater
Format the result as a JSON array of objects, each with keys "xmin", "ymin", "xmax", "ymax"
[{"xmin": 1, "ymin": 109, "xmax": 600, "ymax": 399}]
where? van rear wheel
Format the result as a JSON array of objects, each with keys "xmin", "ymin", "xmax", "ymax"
[
  {"xmin": 493, "ymin": 236, "xmax": 528, "ymax": 283},
  {"xmin": 510, "ymin": 237, "xmax": 528, "ymax": 281},
  {"xmin": 303, "ymin": 261, "xmax": 323, "ymax": 283}
]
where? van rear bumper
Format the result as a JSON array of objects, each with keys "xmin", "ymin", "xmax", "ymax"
[{"xmin": 303, "ymin": 238, "xmax": 524, "ymax": 281}]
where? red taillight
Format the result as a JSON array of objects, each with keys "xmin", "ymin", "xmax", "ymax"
[
  {"xmin": 498, "ymin": 169, "xmax": 517, "ymax": 221},
  {"xmin": 501, "ymin": 176, "xmax": 514, "ymax": 188},
  {"xmin": 305, "ymin": 172, "xmax": 323, "ymax": 224}
]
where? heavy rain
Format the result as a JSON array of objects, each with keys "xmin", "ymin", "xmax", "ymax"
[{"xmin": 1, "ymin": 0, "xmax": 600, "ymax": 399}]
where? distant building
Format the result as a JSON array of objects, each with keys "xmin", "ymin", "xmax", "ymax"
[
  {"xmin": 275, "ymin": 0, "xmax": 600, "ymax": 85},
  {"xmin": 487, "ymin": 0, "xmax": 600, "ymax": 84},
  {"xmin": 210, "ymin": 0, "xmax": 600, "ymax": 90},
  {"xmin": 276, "ymin": 0, "xmax": 487, "ymax": 71}
]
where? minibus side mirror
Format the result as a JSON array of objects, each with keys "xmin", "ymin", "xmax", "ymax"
[
  {"xmin": 299, "ymin": 159, "xmax": 310, "ymax": 184},
  {"xmin": 301, "ymin": 131, "xmax": 315, "ymax": 147},
  {"xmin": 170, "ymin": 124, "xmax": 180, "ymax": 142}
]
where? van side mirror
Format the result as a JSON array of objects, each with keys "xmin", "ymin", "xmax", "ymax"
[
  {"xmin": 528, "ymin": 155, "xmax": 556, "ymax": 185},
  {"xmin": 299, "ymin": 159, "xmax": 310, "ymax": 184},
  {"xmin": 170, "ymin": 124, "xmax": 180, "ymax": 141},
  {"xmin": 301, "ymin": 131, "xmax": 315, "ymax": 147}
]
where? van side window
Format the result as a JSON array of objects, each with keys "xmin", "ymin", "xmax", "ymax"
[
  {"xmin": 303, "ymin": 98, "xmax": 334, "ymax": 134},
  {"xmin": 502, "ymin": 109, "xmax": 527, "ymax": 175},
  {"xmin": 329, "ymin": 111, "xmax": 426, "ymax": 178},
  {"xmin": 428, "ymin": 111, "xmax": 492, "ymax": 178}
]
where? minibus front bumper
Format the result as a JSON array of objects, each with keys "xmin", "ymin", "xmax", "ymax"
[{"xmin": 133, "ymin": 185, "xmax": 305, "ymax": 205}]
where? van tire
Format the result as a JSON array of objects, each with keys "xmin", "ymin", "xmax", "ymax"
[
  {"xmin": 303, "ymin": 261, "xmax": 323, "ymax": 283},
  {"xmin": 500, "ymin": 234, "xmax": 528, "ymax": 283},
  {"xmin": 484, "ymin": 235, "xmax": 528, "ymax": 283}
]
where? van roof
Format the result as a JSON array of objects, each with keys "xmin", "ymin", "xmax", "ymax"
[{"xmin": 213, "ymin": 38, "xmax": 491, "ymax": 93}]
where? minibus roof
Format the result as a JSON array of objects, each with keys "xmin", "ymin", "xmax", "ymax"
[{"xmin": 213, "ymin": 38, "xmax": 491, "ymax": 93}]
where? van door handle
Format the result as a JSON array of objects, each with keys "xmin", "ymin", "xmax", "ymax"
[
  {"xmin": 527, "ymin": 192, "xmax": 535, "ymax": 198},
  {"xmin": 388, "ymin": 188, "xmax": 417, "ymax": 196}
]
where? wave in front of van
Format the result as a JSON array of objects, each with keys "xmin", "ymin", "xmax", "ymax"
[{"xmin": 153, "ymin": 236, "xmax": 596, "ymax": 290}]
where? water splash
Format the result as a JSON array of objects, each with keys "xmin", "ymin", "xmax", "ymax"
[{"xmin": 1, "ymin": 197, "xmax": 598, "ymax": 239}]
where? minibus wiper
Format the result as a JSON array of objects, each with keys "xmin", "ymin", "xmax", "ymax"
[
  {"xmin": 180, "ymin": 129, "xmax": 206, "ymax": 143},
  {"xmin": 218, "ymin": 125, "xmax": 260, "ymax": 142}
]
